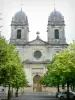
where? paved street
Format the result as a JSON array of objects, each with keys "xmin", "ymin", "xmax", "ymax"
[
  {"xmin": 13, "ymin": 92, "xmax": 58, "ymax": 100},
  {"xmin": 16, "ymin": 95, "xmax": 58, "ymax": 100},
  {"xmin": 1, "ymin": 92, "xmax": 59, "ymax": 100}
]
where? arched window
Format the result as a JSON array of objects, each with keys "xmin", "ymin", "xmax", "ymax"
[
  {"xmin": 17, "ymin": 29, "xmax": 21, "ymax": 39},
  {"xmin": 55, "ymin": 29, "xmax": 59, "ymax": 39}
]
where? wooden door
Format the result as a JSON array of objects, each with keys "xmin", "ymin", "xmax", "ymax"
[{"xmin": 33, "ymin": 75, "xmax": 42, "ymax": 92}]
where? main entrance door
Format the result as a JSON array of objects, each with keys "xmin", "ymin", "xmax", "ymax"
[{"xmin": 33, "ymin": 75, "xmax": 42, "ymax": 92}]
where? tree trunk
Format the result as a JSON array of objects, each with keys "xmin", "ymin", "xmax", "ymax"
[
  {"xmin": 62, "ymin": 84, "xmax": 65, "ymax": 89},
  {"xmin": 8, "ymin": 84, "xmax": 12, "ymax": 100},
  {"xmin": 15, "ymin": 87, "xmax": 18, "ymax": 97},
  {"xmin": 12, "ymin": 87, "xmax": 13, "ymax": 96},
  {"xmin": 57, "ymin": 84, "xmax": 60, "ymax": 92},
  {"xmin": 67, "ymin": 82, "xmax": 70, "ymax": 100},
  {"xmin": 72, "ymin": 84, "xmax": 75, "ymax": 92}
]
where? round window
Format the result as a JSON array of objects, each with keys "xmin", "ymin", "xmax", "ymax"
[{"xmin": 34, "ymin": 51, "xmax": 42, "ymax": 59}]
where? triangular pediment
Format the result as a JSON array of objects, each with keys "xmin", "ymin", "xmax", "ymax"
[{"xmin": 28, "ymin": 38, "xmax": 48, "ymax": 45}]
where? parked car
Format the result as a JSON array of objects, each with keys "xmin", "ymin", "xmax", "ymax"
[
  {"xmin": 55, "ymin": 92, "xmax": 60, "ymax": 98},
  {"xmin": 58, "ymin": 91, "xmax": 75, "ymax": 100}
]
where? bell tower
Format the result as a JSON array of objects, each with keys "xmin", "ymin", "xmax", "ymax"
[
  {"xmin": 10, "ymin": 10, "xmax": 29, "ymax": 45},
  {"xmin": 47, "ymin": 10, "xmax": 66, "ymax": 44}
]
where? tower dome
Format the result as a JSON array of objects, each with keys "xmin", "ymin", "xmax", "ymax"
[
  {"xmin": 48, "ymin": 10, "xmax": 64, "ymax": 25},
  {"xmin": 47, "ymin": 9, "xmax": 66, "ymax": 44},
  {"xmin": 11, "ymin": 10, "xmax": 28, "ymax": 25},
  {"xmin": 10, "ymin": 9, "xmax": 29, "ymax": 44}
]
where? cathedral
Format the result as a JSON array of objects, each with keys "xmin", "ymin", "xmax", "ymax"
[{"xmin": 10, "ymin": 9, "xmax": 67, "ymax": 90}]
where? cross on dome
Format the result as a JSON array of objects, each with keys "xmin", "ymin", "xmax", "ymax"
[
  {"xmin": 20, "ymin": 0, "xmax": 23, "ymax": 10},
  {"xmin": 36, "ymin": 31, "xmax": 40, "ymax": 35},
  {"xmin": 36, "ymin": 31, "xmax": 40, "ymax": 39},
  {"xmin": 54, "ymin": 0, "xmax": 55, "ymax": 10}
]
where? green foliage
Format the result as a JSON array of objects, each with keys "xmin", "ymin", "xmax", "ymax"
[
  {"xmin": 42, "ymin": 41, "xmax": 75, "ymax": 87},
  {"xmin": 12, "ymin": 68, "xmax": 28, "ymax": 88},
  {"xmin": 0, "ymin": 36, "xmax": 27, "ymax": 88}
]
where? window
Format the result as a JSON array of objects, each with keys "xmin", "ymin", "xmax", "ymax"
[
  {"xmin": 55, "ymin": 29, "xmax": 59, "ymax": 39},
  {"xmin": 34, "ymin": 51, "xmax": 42, "ymax": 59},
  {"xmin": 17, "ymin": 30, "xmax": 21, "ymax": 39}
]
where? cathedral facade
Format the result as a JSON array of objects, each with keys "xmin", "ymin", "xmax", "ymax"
[{"xmin": 10, "ymin": 9, "xmax": 67, "ymax": 87}]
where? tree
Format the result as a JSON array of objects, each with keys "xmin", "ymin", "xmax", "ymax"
[
  {"xmin": 40, "ymin": 59, "xmax": 63, "ymax": 92},
  {"xmin": 12, "ymin": 67, "xmax": 28, "ymax": 97},
  {"xmin": 42, "ymin": 41, "xmax": 75, "ymax": 99},
  {"xmin": 0, "ymin": 36, "xmax": 27, "ymax": 100}
]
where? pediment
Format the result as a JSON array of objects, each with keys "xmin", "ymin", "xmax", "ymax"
[{"xmin": 28, "ymin": 38, "xmax": 48, "ymax": 45}]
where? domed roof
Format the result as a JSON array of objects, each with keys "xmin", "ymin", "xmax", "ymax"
[
  {"xmin": 48, "ymin": 10, "xmax": 64, "ymax": 22},
  {"xmin": 12, "ymin": 10, "xmax": 28, "ymax": 25}
]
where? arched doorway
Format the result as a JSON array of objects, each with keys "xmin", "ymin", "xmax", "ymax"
[{"xmin": 33, "ymin": 75, "xmax": 42, "ymax": 92}]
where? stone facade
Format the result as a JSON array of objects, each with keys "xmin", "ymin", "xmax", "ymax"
[{"xmin": 10, "ymin": 9, "xmax": 67, "ymax": 86}]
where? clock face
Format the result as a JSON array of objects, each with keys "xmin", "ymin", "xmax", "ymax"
[{"xmin": 34, "ymin": 51, "xmax": 42, "ymax": 59}]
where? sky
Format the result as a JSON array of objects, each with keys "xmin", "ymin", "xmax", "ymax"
[{"xmin": 0, "ymin": 0, "xmax": 75, "ymax": 43}]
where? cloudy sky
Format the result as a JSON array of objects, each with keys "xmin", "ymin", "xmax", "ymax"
[{"xmin": 0, "ymin": 0, "xmax": 75, "ymax": 43}]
